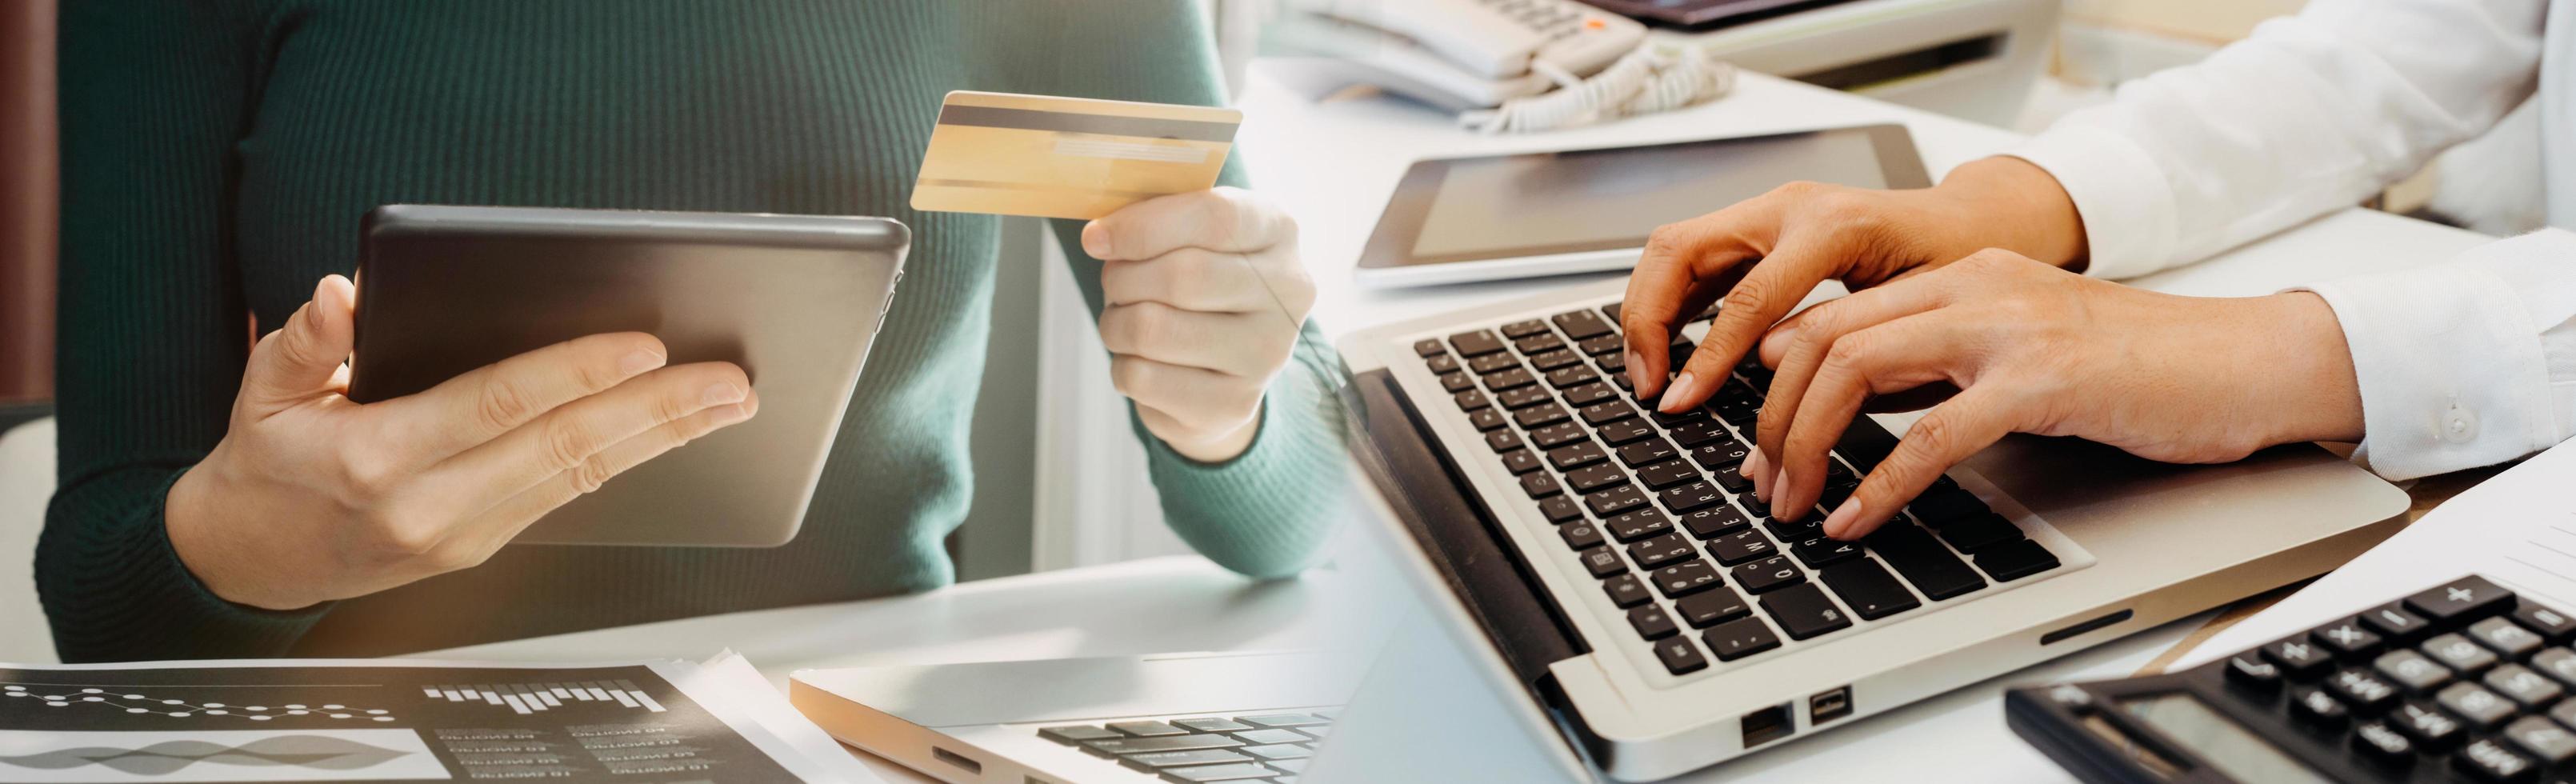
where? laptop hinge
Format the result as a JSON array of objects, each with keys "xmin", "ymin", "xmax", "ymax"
[{"xmin": 1343, "ymin": 369, "xmax": 1588, "ymax": 686}]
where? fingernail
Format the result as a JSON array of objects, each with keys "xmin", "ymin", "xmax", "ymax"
[
  {"xmin": 620, "ymin": 350, "xmax": 666, "ymax": 376},
  {"xmin": 702, "ymin": 382, "xmax": 746, "ymax": 406},
  {"xmin": 1770, "ymin": 466, "xmax": 1790, "ymax": 506},
  {"xmin": 1823, "ymin": 499, "xmax": 1863, "ymax": 539},
  {"xmin": 1658, "ymin": 371, "xmax": 1701, "ymax": 413},
  {"xmin": 714, "ymin": 402, "xmax": 754, "ymax": 425},
  {"xmin": 1624, "ymin": 350, "xmax": 1647, "ymax": 392},
  {"xmin": 1081, "ymin": 222, "xmax": 1112, "ymax": 258}
]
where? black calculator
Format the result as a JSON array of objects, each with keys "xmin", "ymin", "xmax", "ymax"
[{"xmin": 2007, "ymin": 575, "xmax": 2576, "ymax": 783}]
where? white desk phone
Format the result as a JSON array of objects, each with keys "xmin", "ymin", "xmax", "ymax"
[{"xmin": 1264, "ymin": 0, "xmax": 1650, "ymax": 110}]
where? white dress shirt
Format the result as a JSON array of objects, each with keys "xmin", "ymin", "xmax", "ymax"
[{"xmin": 2004, "ymin": 0, "xmax": 2576, "ymax": 480}]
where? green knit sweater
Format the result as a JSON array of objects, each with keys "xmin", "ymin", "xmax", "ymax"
[{"xmin": 42, "ymin": 0, "xmax": 1349, "ymax": 662}]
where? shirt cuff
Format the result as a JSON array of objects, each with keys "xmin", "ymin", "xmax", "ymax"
[
  {"xmin": 2295, "ymin": 232, "xmax": 2576, "ymax": 479},
  {"xmin": 2001, "ymin": 122, "xmax": 2182, "ymax": 281}
]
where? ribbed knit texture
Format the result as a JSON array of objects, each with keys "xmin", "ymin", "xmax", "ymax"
[{"xmin": 42, "ymin": 0, "xmax": 1350, "ymax": 662}]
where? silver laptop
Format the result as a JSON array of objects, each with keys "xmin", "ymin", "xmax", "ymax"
[{"xmin": 1326, "ymin": 277, "xmax": 2411, "ymax": 781}]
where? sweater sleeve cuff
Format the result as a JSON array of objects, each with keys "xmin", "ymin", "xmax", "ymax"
[
  {"xmin": 39, "ymin": 466, "xmax": 327, "ymax": 660},
  {"xmin": 2001, "ymin": 123, "xmax": 2182, "ymax": 281},
  {"xmin": 2294, "ymin": 234, "xmax": 2573, "ymax": 480},
  {"xmin": 1139, "ymin": 340, "xmax": 1351, "ymax": 579}
]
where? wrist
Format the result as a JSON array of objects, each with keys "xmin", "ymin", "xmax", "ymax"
[
  {"xmin": 1154, "ymin": 406, "xmax": 1263, "ymax": 464},
  {"xmin": 1928, "ymin": 157, "xmax": 2089, "ymax": 270},
  {"xmin": 2245, "ymin": 292, "xmax": 2366, "ymax": 446},
  {"xmin": 166, "ymin": 458, "xmax": 316, "ymax": 611}
]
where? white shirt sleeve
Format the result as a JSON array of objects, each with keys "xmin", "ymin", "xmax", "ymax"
[{"xmin": 1998, "ymin": 0, "xmax": 2571, "ymax": 479}]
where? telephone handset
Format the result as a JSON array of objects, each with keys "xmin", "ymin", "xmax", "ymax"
[{"xmin": 1263, "ymin": 0, "xmax": 1648, "ymax": 111}]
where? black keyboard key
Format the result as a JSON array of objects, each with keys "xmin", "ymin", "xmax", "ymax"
[
  {"xmin": 1675, "ymin": 586, "xmax": 1753, "ymax": 627},
  {"xmin": 1603, "ymin": 574, "xmax": 1651, "ymax": 608},
  {"xmin": 1865, "ymin": 524, "xmax": 1986, "ymax": 600},
  {"xmin": 1581, "ymin": 400, "xmax": 1638, "ymax": 426},
  {"xmin": 1498, "ymin": 385, "xmax": 1553, "ymax": 410},
  {"xmin": 1759, "ymin": 582, "xmax": 1852, "ymax": 640},
  {"xmin": 1454, "ymin": 390, "xmax": 1490, "ymax": 412},
  {"xmin": 1483, "ymin": 367, "xmax": 1537, "ymax": 392},
  {"xmin": 1647, "ymin": 406, "xmax": 1706, "ymax": 426},
  {"xmin": 1819, "ymin": 559, "xmax": 1919, "ymax": 620},
  {"xmin": 1468, "ymin": 408, "xmax": 1508, "ymax": 432},
  {"xmin": 1597, "ymin": 350, "xmax": 1627, "ymax": 374},
  {"xmin": 1560, "ymin": 520, "xmax": 1606, "ymax": 550},
  {"xmin": 1499, "ymin": 449, "xmax": 1540, "ymax": 474},
  {"xmin": 1618, "ymin": 438, "xmax": 1680, "ymax": 468},
  {"xmin": 1546, "ymin": 442, "xmax": 1608, "ymax": 471},
  {"xmin": 1042, "ymin": 726, "xmax": 1125, "ymax": 744},
  {"xmin": 1500, "ymin": 319, "xmax": 1550, "ymax": 339},
  {"xmin": 1412, "ymin": 338, "xmax": 1446, "ymax": 358},
  {"xmin": 1470, "ymin": 352, "xmax": 1520, "ymax": 375},
  {"xmin": 1705, "ymin": 618, "xmax": 1782, "ymax": 661},
  {"xmin": 1790, "ymin": 537, "xmax": 1864, "ymax": 569},
  {"xmin": 1513, "ymin": 402, "xmax": 1570, "ymax": 430},
  {"xmin": 1565, "ymin": 463, "xmax": 1628, "ymax": 493},
  {"xmin": 1425, "ymin": 353, "xmax": 1459, "ymax": 374},
  {"xmin": 1766, "ymin": 516, "xmax": 1822, "ymax": 542},
  {"xmin": 1934, "ymin": 514, "xmax": 2023, "ymax": 553},
  {"xmin": 1121, "ymin": 749, "xmax": 1255, "ymax": 771},
  {"xmin": 1629, "ymin": 533, "xmax": 1697, "ymax": 570},
  {"xmin": 1706, "ymin": 530, "xmax": 1776, "ymax": 566},
  {"xmin": 1628, "ymin": 605, "xmax": 1680, "ymax": 640},
  {"xmin": 1578, "ymin": 333, "xmax": 1623, "ymax": 357},
  {"xmin": 1667, "ymin": 419, "xmax": 1734, "ymax": 449},
  {"xmin": 1971, "ymin": 538, "xmax": 2060, "ymax": 582},
  {"xmin": 1579, "ymin": 548, "xmax": 1626, "ymax": 578},
  {"xmin": 1654, "ymin": 636, "xmax": 1709, "ymax": 674},
  {"xmin": 1733, "ymin": 555, "xmax": 1805, "ymax": 594},
  {"xmin": 1161, "ymin": 762, "xmax": 1282, "ymax": 782},
  {"xmin": 1586, "ymin": 485, "xmax": 1649, "ymax": 518},
  {"xmin": 1111, "ymin": 721, "xmax": 1191, "ymax": 737},
  {"xmin": 1681, "ymin": 504, "xmax": 1750, "ymax": 539},
  {"xmin": 2514, "ymin": 602, "xmax": 2576, "ymax": 644},
  {"xmin": 1659, "ymin": 482, "xmax": 1725, "ymax": 514},
  {"xmin": 1603, "ymin": 508, "xmax": 1674, "ymax": 542},
  {"xmin": 1085, "ymin": 734, "xmax": 1245, "ymax": 756},
  {"xmin": 1485, "ymin": 430, "xmax": 1523, "ymax": 453},
  {"xmin": 1596, "ymin": 419, "xmax": 1655, "ymax": 446},
  {"xmin": 1546, "ymin": 365, "xmax": 1598, "ymax": 390},
  {"xmin": 1538, "ymin": 496, "xmax": 1582, "ymax": 523},
  {"xmin": 1438, "ymin": 371, "xmax": 1473, "ymax": 393},
  {"xmin": 1449, "ymin": 330, "xmax": 1505, "ymax": 357},
  {"xmin": 1561, "ymin": 382, "xmax": 1617, "ymax": 407},
  {"xmin": 1906, "ymin": 486, "xmax": 1989, "ymax": 527},
  {"xmin": 1230, "ymin": 727, "xmax": 1314, "ymax": 742},
  {"xmin": 2326, "ymin": 668, "xmax": 2401, "ymax": 714},
  {"xmin": 1519, "ymin": 473, "xmax": 1562, "ymax": 499},
  {"xmin": 1174, "ymin": 718, "xmax": 1254, "ymax": 733},
  {"xmin": 1638, "ymin": 460, "xmax": 1698, "ymax": 490},
  {"xmin": 1600, "ymin": 302, "xmax": 1622, "ymax": 322},
  {"xmin": 1514, "ymin": 333, "xmax": 1566, "ymax": 356},
  {"xmin": 1652, "ymin": 560, "xmax": 1725, "ymax": 598},
  {"xmin": 1709, "ymin": 466, "xmax": 1753, "ymax": 494},
  {"xmin": 2360, "ymin": 602, "xmax": 2432, "ymax": 643},
  {"xmin": 2312, "ymin": 618, "xmax": 2383, "ymax": 660},
  {"xmin": 2456, "ymin": 738, "xmax": 2538, "ymax": 782},
  {"xmin": 2402, "ymin": 575, "xmax": 2515, "ymax": 625},
  {"xmin": 1817, "ymin": 479, "xmax": 1858, "ymax": 510},
  {"xmin": 2263, "ymin": 638, "xmax": 2337, "ymax": 679},
  {"xmin": 1553, "ymin": 309, "xmax": 1615, "ymax": 340}
]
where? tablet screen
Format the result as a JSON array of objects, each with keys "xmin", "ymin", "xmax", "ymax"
[{"xmin": 1360, "ymin": 125, "xmax": 1929, "ymax": 272}]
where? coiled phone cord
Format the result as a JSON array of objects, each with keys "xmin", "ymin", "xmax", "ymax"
[{"xmin": 1461, "ymin": 43, "xmax": 1737, "ymax": 134}]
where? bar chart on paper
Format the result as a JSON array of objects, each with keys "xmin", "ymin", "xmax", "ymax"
[{"xmin": 422, "ymin": 680, "xmax": 668, "ymax": 715}]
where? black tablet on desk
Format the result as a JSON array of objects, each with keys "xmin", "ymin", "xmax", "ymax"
[{"xmin": 1354, "ymin": 123, "xmax": 1928, "ymax": 288}]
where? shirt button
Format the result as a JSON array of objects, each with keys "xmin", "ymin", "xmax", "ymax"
[{"xmin": 2442, "ymin": 406, "xmax": 2479, "ymax": 444}]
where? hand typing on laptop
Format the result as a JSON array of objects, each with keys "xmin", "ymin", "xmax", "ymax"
[{"xmin": 1082, "ymin": 187, "xmax": 1316, "ymax": 463}]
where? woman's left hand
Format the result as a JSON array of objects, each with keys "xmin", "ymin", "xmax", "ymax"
[
  {"xmin": 1751, "ymin": 250, "xmax": 2366, "ymax": 540},
  {"xmin": 1082, "ymin": 187, "xmax": 1316, "ymax": 462}
]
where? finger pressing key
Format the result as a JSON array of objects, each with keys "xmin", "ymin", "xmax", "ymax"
[
  {"xmin": 1658, "ymin": 236, "xmax": 1837, "ymax": 414},
  {"xmin": 1824, "ymin": 385, "xmax": 2020, "ymax": 540}
]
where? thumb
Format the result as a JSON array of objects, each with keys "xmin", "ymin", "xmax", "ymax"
[{"xmin": 242, "ymin": 275, "xmax": 357, "ymax": 410}]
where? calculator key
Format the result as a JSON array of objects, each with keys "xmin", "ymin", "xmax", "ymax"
[
  {"xmin": 2327, "ymin": 668, "xmax": 2400, "ymax": 714},
  {"xmin": 2350, "ymin": 720, "xmax": 2416, "ymax": 767},
  {"xmin": 2395, "ymin": 701, "xmax": 2466, "ymax": 751},
  {"xmin": 1565, "ymin": 463, "xmax": 1628, "ymax": 494},
  {"xmin": 1586, "ymin": 486, "xmax": 1650, "ymax": 518},
  {"xmin": 2373, "ymin": 649, "xmax": 2454, "ymax": 694},
  {"xmin": 1602, "ymin": 574, "xmax": 1651, "ymax": 608},
  {"xmin": 2438, "ymin": 681, "xmax": 2518, "ymax": 730},
  {"xmin": 2403, "ymin": 575, "xmax": 2516, "ymax": 625},
  {"xmin": 2551, "ymin": 698, "xmax": 2576, "ymax": 730},
  {"xmin": 1758, "ymin": 582, "xmax": 1852, "ymax": 641},
  {"xmin": 1628, "ymin": 605, "xmax": 1679, "ymax": 641},
  {"xmin": 1659, "ymin": 482, "xmax": 1726, "ymax": 514},
  {"xmin": 1674, "ymin": 586, "xmax": 1752, "ymax": 628},
  {"xmin": 1627, "ymin": 533, "xmax": 1697, "ymax": 570},
  {"xmin": 2262, "ymin": 638, "xmax": 2335, "ymax": 680},
  {"xmin": 1500, "ymin": 449, "xmax": 1541, "ymax": 474},
  {"xmin": 1681, "ymin": 505, "xmax": 1750, "ymax": 539},
  {"xmin": 2456, "ymin": 737, "xmax": 2538, "ymax": 783},
  {"xmin": 1653, "ymin": 560, "xmax": 1725, "ymax": 598},
  {"xmin": 2472, "ymin": 617, "xmax": 2547, "ymax": 658},
  {"xmin": 2288, "ymin": 686, "xmax": 2350, "ymax": 730},
  {"xmin": 1818, "ymin": 559, "xmax": 1918, "ymax": 621},
  {"xmin": 1654, "ymin": 636, "xmax": 1709, "ymax": 674},
  {"xmin": 2312, "ymin": 618, "xmax": 2383, "ymax": 660},
  {"xmin": 1704, "ymin": 617, "xmax": 1782, "ymax": 661},
  {"xmin": 1706, "ymin": 530, "xmax": 1776, "ymax": 566},
  {"xmin": 2518, "ymin": 603, "xmax": 2576, "ymax": 644},
  {"xmin": 1538, "ymin": 496, "xmax": 1583, "ymax": 523},
  {"xmin": 2359, "ymin": 602, "xmax": 2431, "ymax": 643},
  {"xmin": 1791, "ymin": 538, "xmax": 1864, "ymax": 569},
  {"xmin": 1732, "ymin": 556, "xmax": 1806, "ymax": 594},
  {"xmin": 1519, "ymin": 473, "xmax": 1562, "ymax": 499},
  {"xmin": 2224, "ymin": 655, "xmax": 2282, "ymax": 694},
  {"xmin": 1560, "ymin": 520, "xmax": 1606, "ymax": 550},
  {"xmin": 2507, "ymin": 714, "xmax": 2576, "ymax": 765},
  {"xmin": 1604, "ymin": 509, "xmax": 1674, "ymax": 542},
  {"xmin": 2425, "ymin": 632, "xmax": 2502, "ymax": 674},
  {"xmin": 1970, "ymin": 538, "xmax": 2059, "ymax": 582},
  {"xmin": 2531, "ymin": 647, "xmax": 2576, "ymax": 686},
  {"xmin": 2486, "ymin": 662, "xmax": 2564, "ymax": 707},
  {"xmin": 1579, "ymin": 549, "xmax": 1626, "ymax": 578}
]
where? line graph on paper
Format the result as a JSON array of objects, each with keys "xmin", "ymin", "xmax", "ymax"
[
  {"xmin": 424, "ymin": 680, "xmax": 667, "ymax": 716},
  {"xmin": 0, "ymin": 729, "xmax": 450, "ymax": 782},
  {"xmin": 2, "ymin": 684, "xmax": 398, "ymax": 724}
]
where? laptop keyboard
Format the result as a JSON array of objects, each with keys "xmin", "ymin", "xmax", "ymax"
[
  {"xmin": 1411, "ymin": 300, "xmax": 2066, "ymax": 677},
  {"xmin": 1036, "ymin": 711, "xmax": 1331, "ymax": 782}
]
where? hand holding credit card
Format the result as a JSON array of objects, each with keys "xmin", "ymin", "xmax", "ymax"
[{"xmin": 910, "ymin": 90, "xmax": 1241, "ymax": 220}]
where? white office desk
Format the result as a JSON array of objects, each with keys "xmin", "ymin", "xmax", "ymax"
[{"xmin": 1235, "ymin": 66, "xmax": 2492, "ymax": 782}]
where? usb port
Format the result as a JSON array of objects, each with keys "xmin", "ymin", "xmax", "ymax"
[{"xmin": 1810, "ymin": 686, "xmax": 1853, "ymax": 724}]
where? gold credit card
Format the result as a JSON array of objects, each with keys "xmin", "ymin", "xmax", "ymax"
[{"xmin": 910, "ymin": 90, "xmax": 1241, "ymax": 221}]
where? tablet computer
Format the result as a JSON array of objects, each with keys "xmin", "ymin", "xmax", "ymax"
[
  {"xmin": 349, "ymin": 205, "xmax": 908, "ymax": 547},
  {"xmin": 1354, "ymin": 124, "xmax": 1930, "ymax": 288}
]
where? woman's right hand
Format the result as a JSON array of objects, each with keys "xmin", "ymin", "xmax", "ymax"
[
  {"xmin": 166, "ymin": 275, "xmax": 760, "ymax": 610},
  {"xmin": 1620, "ymin": 157, "xmax": 2092, "ymax": 413}
]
